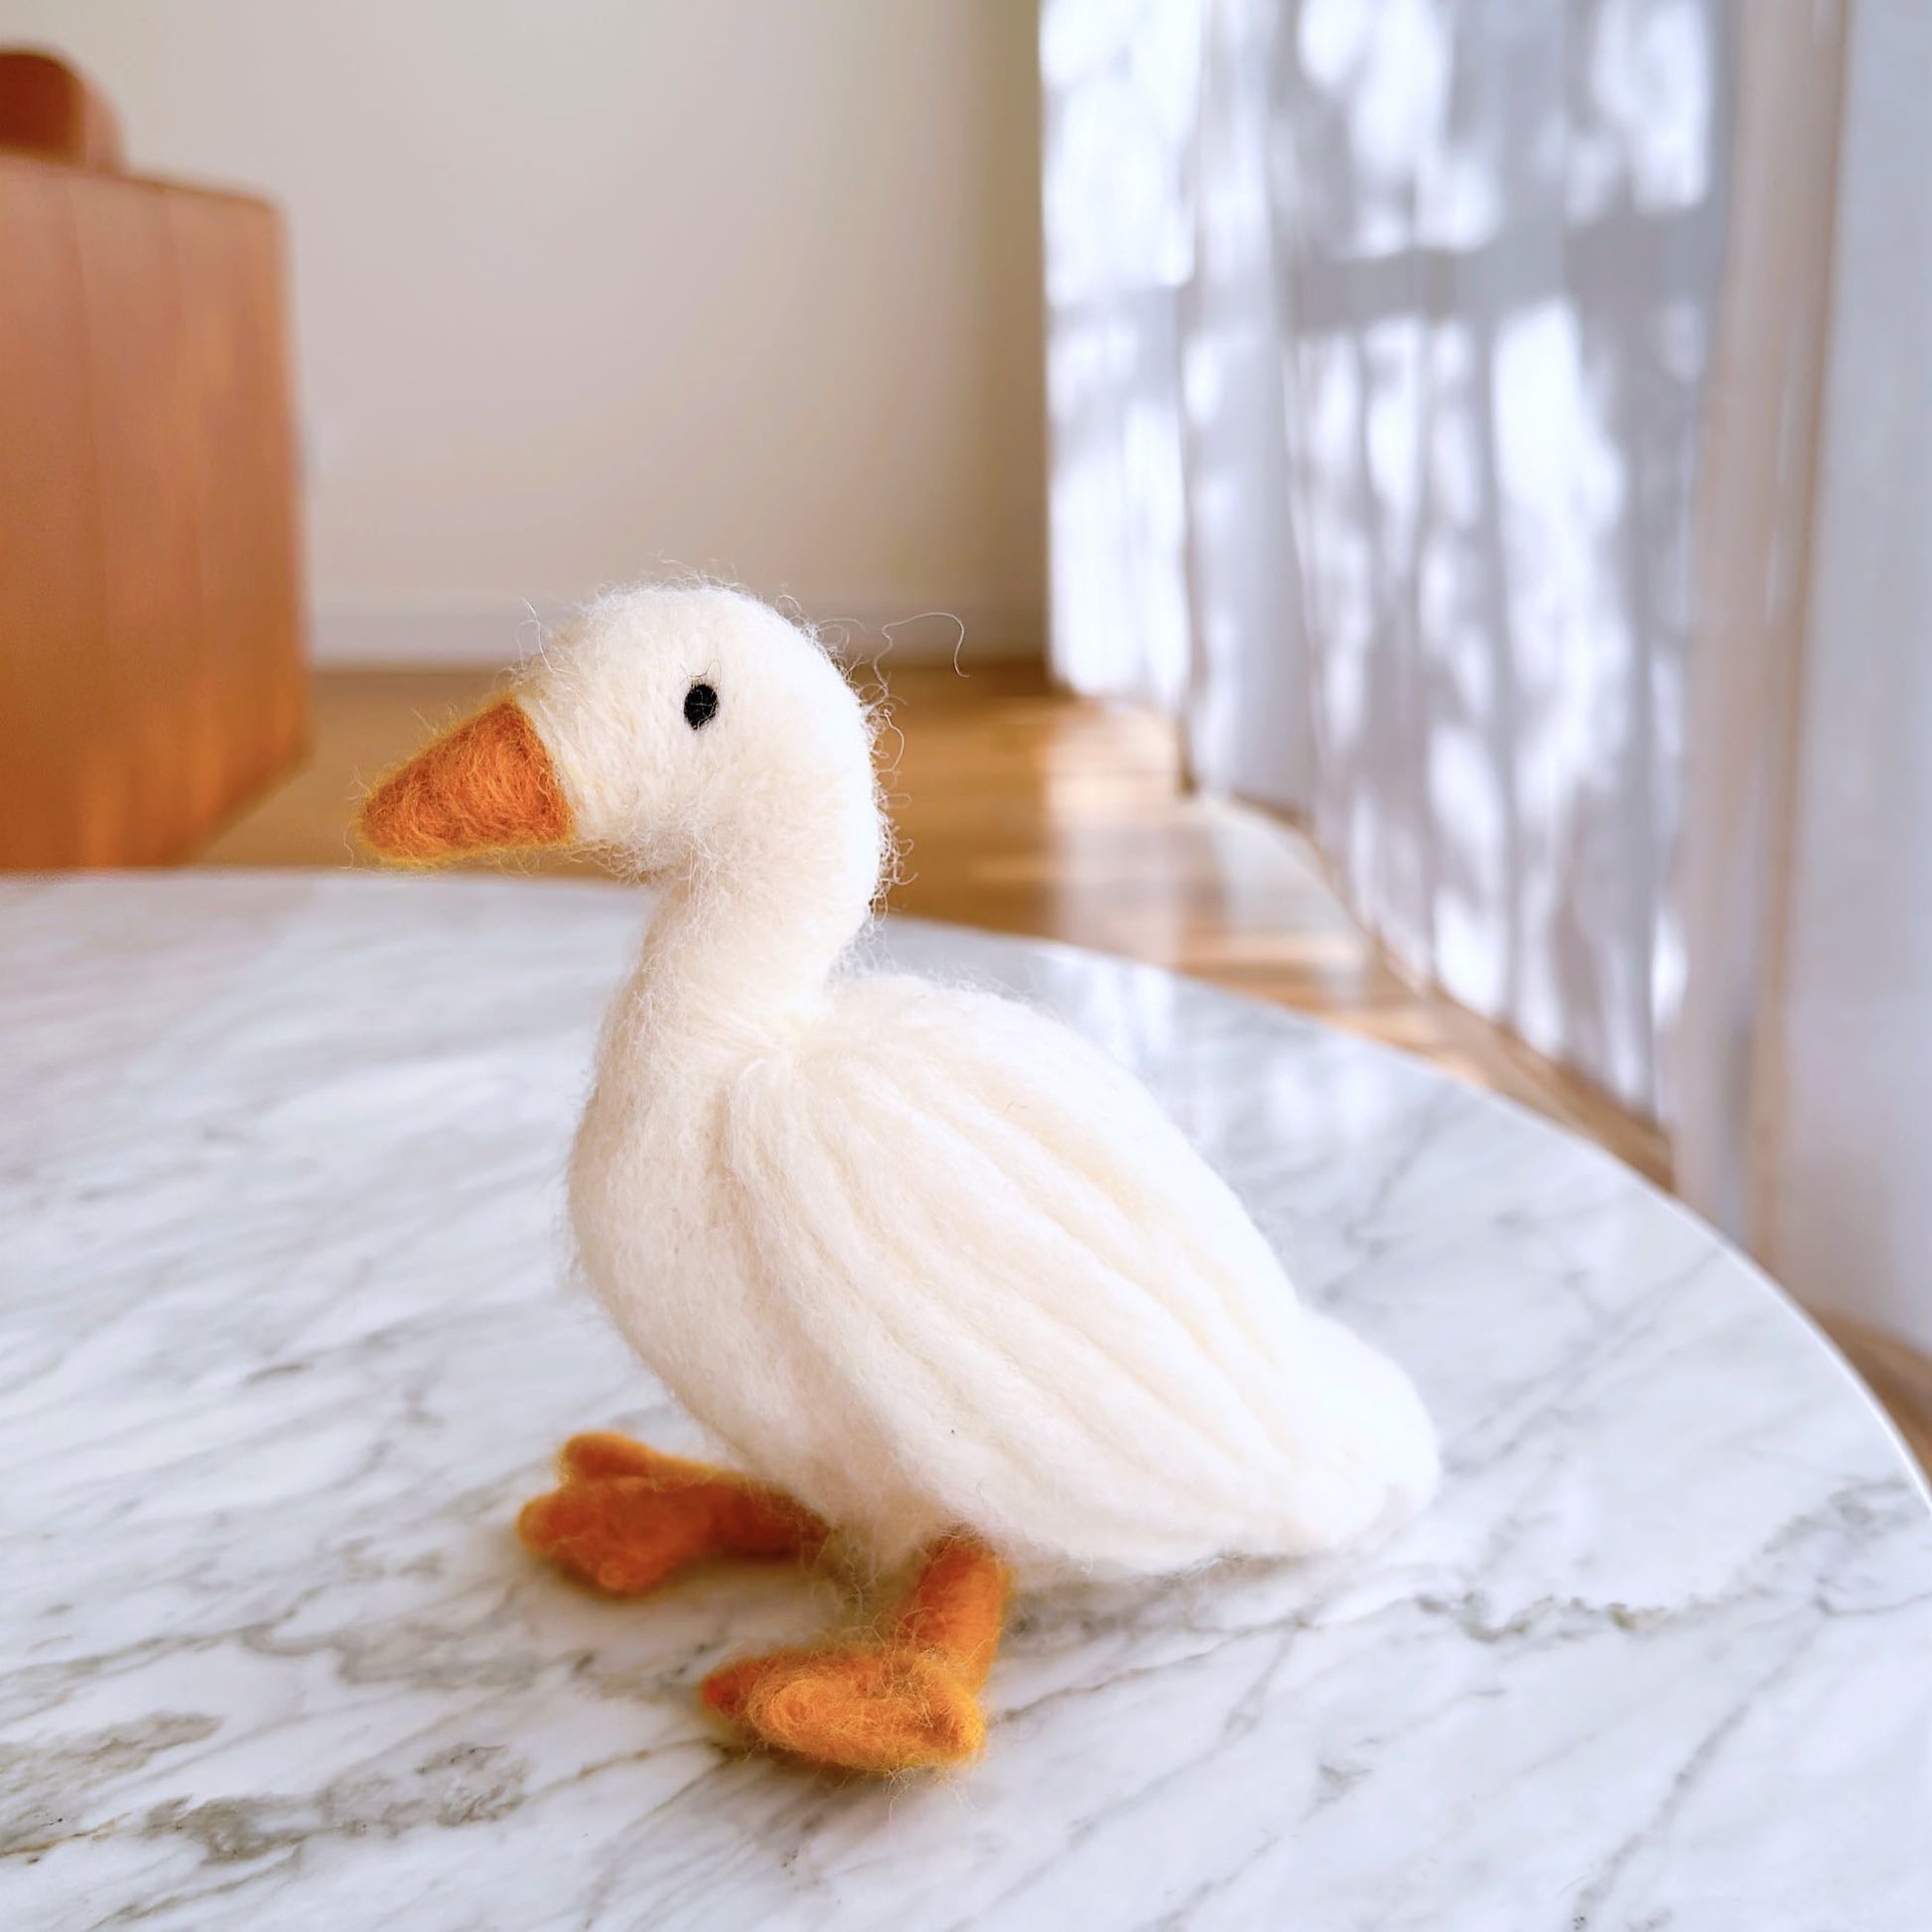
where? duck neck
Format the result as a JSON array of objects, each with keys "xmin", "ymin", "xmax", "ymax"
[{"xmin": 616, "ymin": 802, "xmax": 885, "ymax": 1053}]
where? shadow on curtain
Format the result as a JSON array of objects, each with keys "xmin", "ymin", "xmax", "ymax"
[{"xmin": 1043, "ymin": 0, "xmax": 1733, "ymax": 1118}]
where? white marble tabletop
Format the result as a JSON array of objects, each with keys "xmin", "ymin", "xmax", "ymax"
[{"xmin": 3, "ymin": 873, "xmax": 1929, "ymax": 1932}]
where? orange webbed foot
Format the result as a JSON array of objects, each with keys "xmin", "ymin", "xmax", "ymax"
[
  {"xmin": 701, "ymin": 1531, "xmax": 1011, "ymax": 1775},
  {"xmin": 701, "ymin": 1644, "xmax": 985, "ymax": 1773},
  {"xmin": 517, "ymin": 1433, "xmax": 827, "ymax": 1597}
]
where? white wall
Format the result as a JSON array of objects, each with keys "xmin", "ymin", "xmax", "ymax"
[{"xmin": 2, "ymin": 0, "xmax": 1047, "ymax": 662}]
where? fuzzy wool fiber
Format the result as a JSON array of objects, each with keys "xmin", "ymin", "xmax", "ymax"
[
  {"xmin": 514, "ymin": 1431, "xmax": 1011, "ymax": 1772},
  {"xmin": 357, "ymin": 585, "xmax": 1439, "ymax": 1770},
  {"xmin": 363, "ymin": 586, "xmax": 1438, "ymax": 1581},
  {"xmin": 360, "ymin": 699, "xmax": 571, "ymax": 861}
]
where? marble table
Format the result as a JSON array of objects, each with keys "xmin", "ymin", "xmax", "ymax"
[{"xmin": 3, "ymin": 874, "xmax": 1930, "ymax": 1931}]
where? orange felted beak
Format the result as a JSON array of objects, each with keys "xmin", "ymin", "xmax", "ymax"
[{"xmin": 356, "ymin": 699, "xmax": 573, "ymax": 864}]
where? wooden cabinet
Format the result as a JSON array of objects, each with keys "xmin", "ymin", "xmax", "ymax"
[{"xmin": 0, "ymin": 54, "xmax": 308, "ymax": 868}]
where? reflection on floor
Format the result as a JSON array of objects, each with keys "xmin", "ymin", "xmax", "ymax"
[{"xmin": 203, "ymin": 656, "xmax": 1928, "ymax": 1470}]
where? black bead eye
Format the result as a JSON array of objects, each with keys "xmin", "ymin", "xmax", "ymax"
[{"xmin": 683, "ymin": 681, "xmax": 719, "ymax": 731}]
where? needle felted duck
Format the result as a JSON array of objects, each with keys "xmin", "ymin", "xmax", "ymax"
[{"xmin": 357, "ymin": 585, "xmax": 1438, "ymax": 1776}]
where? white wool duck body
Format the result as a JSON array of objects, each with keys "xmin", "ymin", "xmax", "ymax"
[{"xmin": 359, "ymin": 586, "xmax": 1437, "ymax": 1773}]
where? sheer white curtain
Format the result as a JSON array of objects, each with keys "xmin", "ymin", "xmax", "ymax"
[
  {"xmin": 1043, "ymin": 0, "xmax": 1730, "ymax": 1117},
  {"xmin": 1676, "ymin": 0, "xmax": 1932, "ymax": 1352},
  {"xmin": 1045, "ymin": 0, "xmax": 1932, "ymax": 1349}
]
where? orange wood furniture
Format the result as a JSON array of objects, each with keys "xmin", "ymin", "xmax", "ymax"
[{"xmin": 0, "ymin": 51, "xmax": 308, "ymax": 868}]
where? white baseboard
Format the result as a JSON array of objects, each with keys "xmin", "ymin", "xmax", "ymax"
[{"xmin": 312, "ymin": 598, "xmax": 1044, "ymax": 670}]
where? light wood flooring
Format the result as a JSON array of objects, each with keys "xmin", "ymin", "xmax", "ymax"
[{"xmin": 202, "ymin": 656, "xmax": 1931, "ymax": 1471}]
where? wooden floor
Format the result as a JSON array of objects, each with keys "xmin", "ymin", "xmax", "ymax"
[{"xmin": 202, "ymin": 656, "xmax": 1931, "ymax": 1471}]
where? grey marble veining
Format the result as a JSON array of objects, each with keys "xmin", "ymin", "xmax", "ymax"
[{"xmin": 2, "ymin": 873, "xmax": 1928, "ymax": 1931}]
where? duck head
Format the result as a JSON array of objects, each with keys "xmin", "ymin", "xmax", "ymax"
[{"xmin": 357, "ymin": 586, "xmax": 886, "ymax": 909}]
